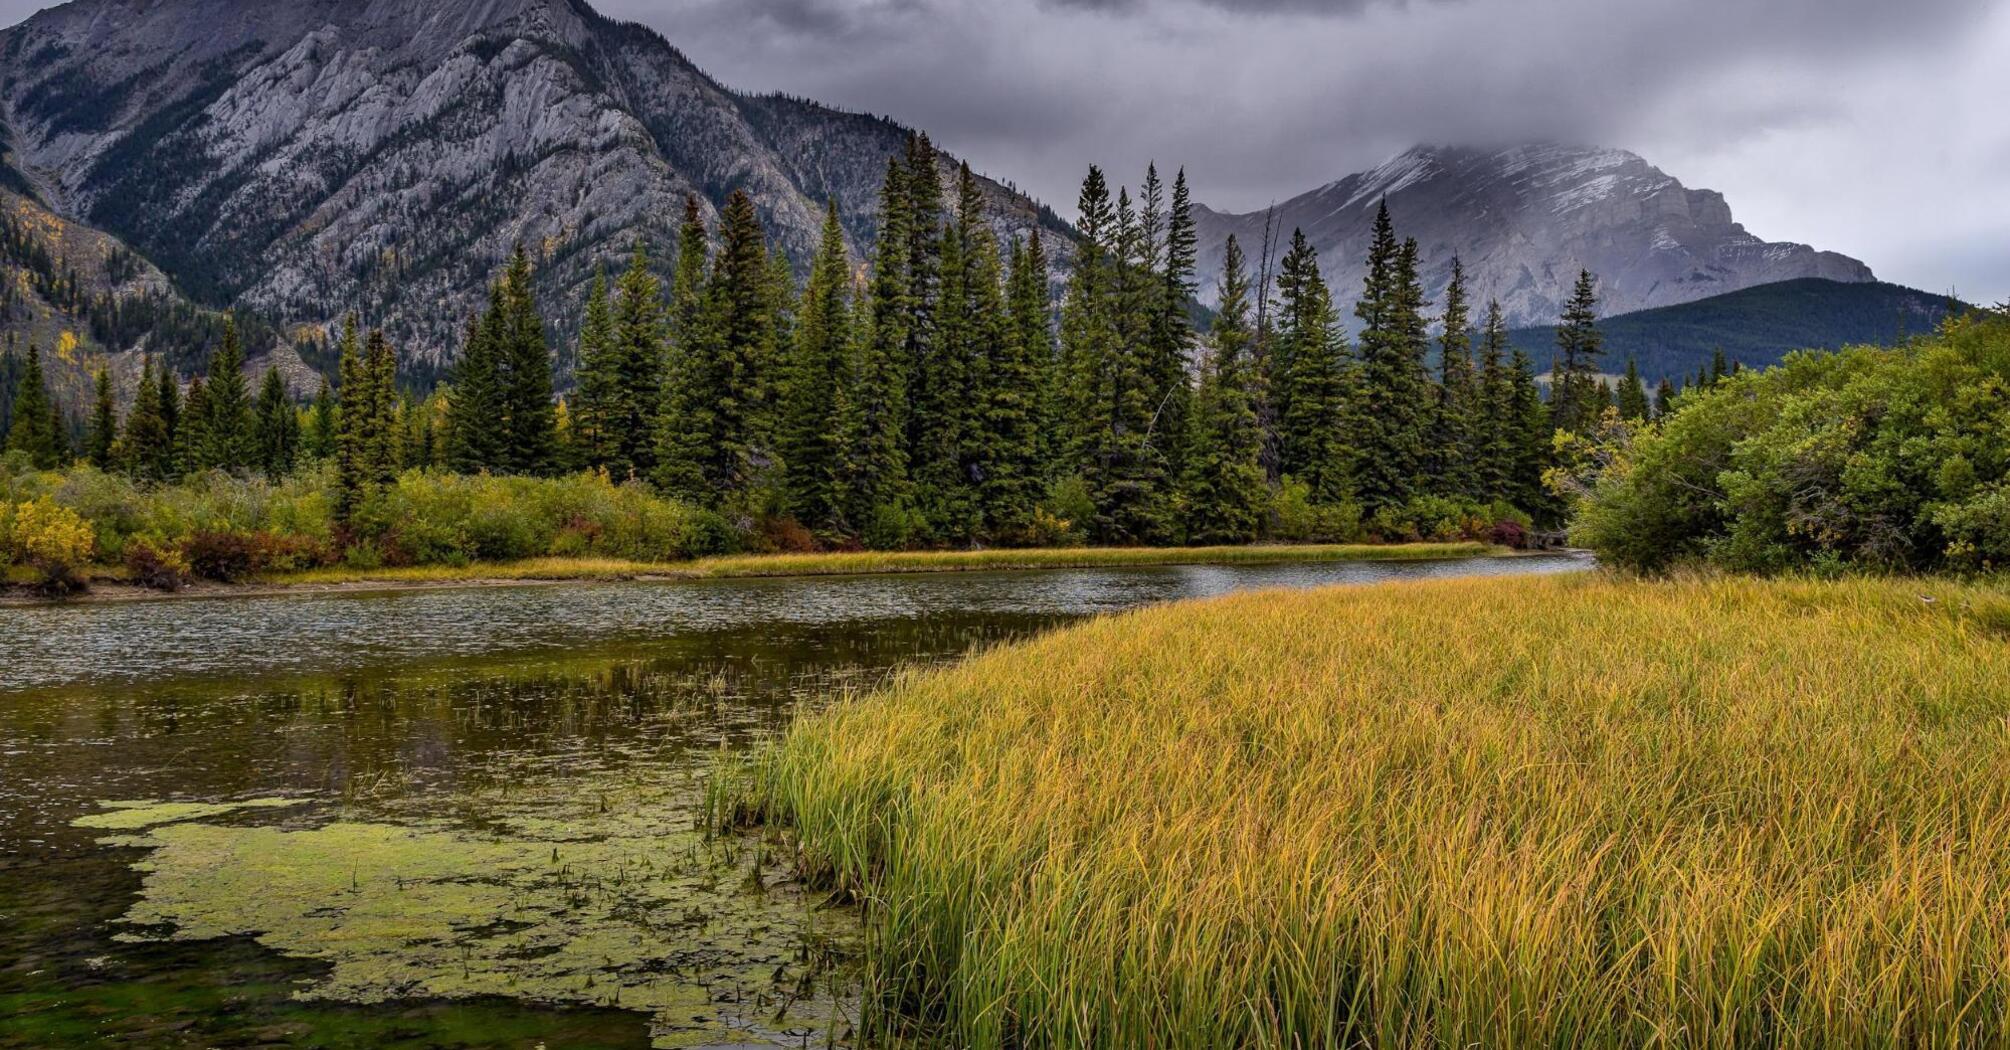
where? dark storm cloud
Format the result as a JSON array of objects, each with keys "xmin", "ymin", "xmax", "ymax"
[
  {"xmin": 3, "ymin": 0, "xmax": 2004, "ymax": 300},
  {"xmin": 587, "ymin": 0, "xmax": 2010, "ymax": 300},
  {"xmin": 1037, "ymin": 0, "xmax": 1404, "ymax": 14}
]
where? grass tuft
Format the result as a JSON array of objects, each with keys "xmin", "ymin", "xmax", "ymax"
[{"xmin": 734, "ymin": 573, "xmax": 2010, "ymax": 1048}]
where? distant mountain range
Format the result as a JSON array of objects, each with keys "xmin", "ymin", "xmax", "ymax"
[
  {"xmin": 1193, "ymin": 144, "xmax": 1873, "ymax": 329},
  {"xmin": 0, "ymin": 0, "xmax": 1898, "ymax": 403},
  {"xmin": 0, "ymin": 0, "xmax": 1067, "ymax": 373},
  {"xmin": 1506, "ymin": 278, "xmax": 1966, "ymax": 385}
]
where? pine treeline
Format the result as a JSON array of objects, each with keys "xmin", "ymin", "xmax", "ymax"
[{"xmin": 10, "ymin": 150, "xmax": 1647, "ymax": 553}]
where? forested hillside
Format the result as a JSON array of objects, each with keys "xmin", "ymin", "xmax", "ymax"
[{"xmin": 1508, "ymin": 278, "xmax": 1963, "ymax": 383}]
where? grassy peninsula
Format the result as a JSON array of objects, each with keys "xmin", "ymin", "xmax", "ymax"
[{"xmin": 728, "ymin": 572, "xmax": 2010, "ymax": 1048}]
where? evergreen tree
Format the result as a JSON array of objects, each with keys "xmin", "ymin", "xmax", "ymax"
[
  {"xmin": 1474, "ymin": 300, "xmax": 1517, "ymax": 503},
  {"xmin": 497, "ymin": 247, "xmax": 557, "ymax": 475},
  {"xmin": 1183, "ymin": 236, "xmax": 1267, "ymax": 544},
  {"xmin": 197, "ymin": 318, "xmax": 252, "ymax": 472},
  {"xmin": 87, "ymin": 367, "xmax": 117, "ymax": 468},
  {"xmin": 1434, "ymin": 257, "xmax": 1480, "ymax": 499},
  {"xmin": 363, "ymin": 329, "xmax": 400, "ymax": 486},
  {"xmin": 900, "ymin": 135, "xmax": 945, "ymax": 470},
  {"xmin": 3, "ymin": 344, "xmax": 62, "ymax": 468},
  {"xmin": 571, "ymin": 269, "xmax": 621, "ymax": 471},
  {"xmin": 660, "ymin": 190, "xmax": 771, "ymax": 503},
  {"xmin": 254, "ymin": 367, "xmax": 300, "ymax": 479},
  {"xmin": 987, "ymin": 230, "xmax": 1050, "ymax": 538},
  {"xmin": 612, "ymin": 246, "xmax": 667, "ymax": 478},
  {"xmin": 175, "ymin": 377, "xmax": 209, "ymax": 475},
  {"xmin": 913, "ymin": 164, "xmax": 1003, "ymax": 541},
  {"xmin": 844, "ymin": 157, "xmax": 914, "ymax": 541},
  {"xmin": 0, "ymin": 340, "xmax": 19, "ymax": 443},
  {"xmin": 304, "ymin": 381, "xmax": 337, "ymax": 461},
  {"xmin": 445, "ymin": 301, "xmax": 506, "ymax": 473},
  {"xmin": 1506, "ymin": 347, "xmax": 1552, "ymax": 521},
  {"xmin": 1550, "ymin": 269, "xmax": 1605, "ymax": 434},
  {"xmin": 332, "ymin": 317, "xmax": 370, "ymax": 522},
  {"xmin": 1616, "ymin": 357, "xmax": 1651, "ymax": 422},
  {"xmin": 1351, "ymin": 202, "xmax": 1432, "ymax": 513},
  {"xmin": 1709, "ymin": 348, "xmax": 1730, "ymax": 386},
  {"xmin": 157, "ymin": 364, "xmax": 180, "ymax": 478},
  {"xmin": 405, "ymin": 393, "xmax": 441, "ymax": 471},
  {"xmin": 1065, "ymin": 165, "xmax": 1164, "ymax": 542},
  {"xmin": 1653, "ymin": 377, "xmax": 1677, "ymax": 419},
  {"xmin": 121, "ymin": 357, "xmax": 173, "ymax": 481},
  {"xmin": 1144, "ymin": 167, "xmax": 1197, "ymax": 485},
  {"xmin": 780, "ymin": 200, "xmax": 855, "ymax": 534},
  {"xmin": 1274, "ymin": 229, "xmax": 1351, "ymax": 503},
  {"xmin": 762, "ymin": 243, "xmax": 799, "ymax": 473}
]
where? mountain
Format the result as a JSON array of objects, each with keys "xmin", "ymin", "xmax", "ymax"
[
  {"xmin": 1507, "ymin": 278, "xmax": 1966, "ymax": 386},
  {"xmin": 0, "ymin": 0, "xmax": 1069, "ymax": 372},
  {"xmin": 1192, "ymin": 144, "xmax": 1873, "ymax": 329}
]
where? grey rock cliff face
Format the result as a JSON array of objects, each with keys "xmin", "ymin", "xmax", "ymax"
[
  {"xmin": 0, "ymin": 0, "xmax": 1067, "ymax": 367},
  {"xmin": 1192, "ymin": 144, "xmax": 1873, "ymax": 329}
]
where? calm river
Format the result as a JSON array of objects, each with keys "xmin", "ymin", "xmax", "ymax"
[{"xmin": 0, "ymin": 554, "xmax": 1590, "ymax": 1048}]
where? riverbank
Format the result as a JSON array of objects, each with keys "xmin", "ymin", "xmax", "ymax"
[
  {"xmin": 1, "ymin": 542, "xmax": 1509, "ymax": 604},
  {"xmin": 725, "ymin": 572, "xmax": 2010, "ymax": 1047}
]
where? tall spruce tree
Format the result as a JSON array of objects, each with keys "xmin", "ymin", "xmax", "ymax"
[
  {"xmin": 445, "ymin": 299, "xmax": 506, "ymax": 473},
  {"xmin": 197, "ymin": 318, "xmax": 252, "ymax": 472},
  {"xmin": 1351, "ymin": 202, "xmax": 1432, "ymax": 513},
  {"xmin": 1065, "ymin": 165, "xmax": 1163, "ymax": 542},
  {"xmin": 1550, "ymin": 269, "xmax": 1605, "ymax": 435},
  {"xmin": 176, "ymin": 377, "xmax": 209, "ymax": 476},
  {"xmin": 845, "ymin": 157, "xmax": 914, "ymax": 541},
  {"xmin": 305, "ymin": 381, "xmax": 337, "ymax": 461},
  {"xmin": 1434, "ymin": 257, "xmax": 1480, "ymax": 499},
  {"xmin": 1506, "ymin": 347, "xmax": 1552, "ymax": 520},
  {"xmin": 1145, "ymin": 167, "xmax": 1197, "ymax": 485},
  {"xmin": 4, "ymin": 344, "xmax": 62, "ymax": 468},
  {"xmin": 121, "ymin": 357, "xmax": 173, "ymax": 481},
  {"xmin": 612, "ymin": 247, "xmax": 667, "ymax": 478},
  {"xmin": 0, "ymin": 341, "xmax": 19, "ymax": 443},
  {"xmin": 87, "ymin": 367, "xmax": 116, "ymax": 468},
  {"xmin": 1275, "ymin": 231, "xmax": 1352, "ymax": 504},
  {"xmin": 780, "ymin": 200, "xmax": 856, "ymax": 534},
  {"xmin": 570, "ymin": 269, "xmax": 620, "ymax": 471},
  {"xmin": 987, "ymin": 231, "xmax": 1050, "ymax": 539},
  {"xmin": 1616, "ymin": 358, "xmax": 1651, "ymax": 422},
  {"xmin": 1474, "ymin": 300, "xmax": 1518, "ymax": 503},
  {"xmin": 254, "ymin": 367, "xmax": 300, "ymax": 479},
  {"xmin": 1183, "ymin": 236, "xmax": 1267, "ymax": 544},
  {"xmin": 1653, "ymin": 377, "xmax": 1676, "ymax": 419},
  {"xmin": 497, "ymin": 248, "xmax": 557, "ymax": 475},
  {"xmin": 362, "ymin": 330, "xmax": 400, "ymax": 486},
  {"xmin": 157, "ymin": 364, "xmax": 180, "ymax": 478},
  {"xmin": 660, "ymin": 190, "xmax": 771, "ymax": 503},
  {"xmin": 332, "ymin": 317, "xmax": 370, "ymax": 522}
]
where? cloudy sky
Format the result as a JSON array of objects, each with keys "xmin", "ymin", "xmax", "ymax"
[{"xmin": 4, "ymin": 0, "xmax": 2007, "ymax": 302}]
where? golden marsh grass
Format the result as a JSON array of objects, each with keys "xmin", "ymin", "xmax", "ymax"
[
  {"xmin": 732, "ymin": 573, "xmax": 2010, "ymax": 1048},
  {"xmin": 262, "ymin": 542, "xmax": 1496, "ymax": 588}
]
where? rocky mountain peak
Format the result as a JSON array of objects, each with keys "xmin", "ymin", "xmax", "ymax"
[
  {"xmin": 1196, "ymin": 142, "xmax": 1872, "ymax": 328},
  {"xmin": 0, "ymin": 0, "xmax": 1067, "ymax": 372}
]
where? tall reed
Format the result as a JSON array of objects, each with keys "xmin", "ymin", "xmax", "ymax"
[{"xmin": 735, "ymin": 574, "xmax": 2010, "ymax": 1048}]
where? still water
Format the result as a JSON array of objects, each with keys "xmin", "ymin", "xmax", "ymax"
[{"xmin": 0, "ymin": 555, "xmax": 1588, "ymax": 1048}]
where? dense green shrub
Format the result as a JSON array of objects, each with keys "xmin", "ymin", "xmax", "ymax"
[
  {"xmin": 0, "ymin": 461, "xmax": 737, "ymax": 582},
  {"xmin": 1367, "ymin": 495, "xmax": 1528, "ymax": 545},
  {"xmin": 1572, "ymin": 311, "xmax": 2010, "ymax": 574},
  {"xmin": 1268, "ymin": 480, "xmax": 1365, "ymax": 544},
  {"xmin": 352, "ymin": 470, "xmax": 737, "ymax": 565}
]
